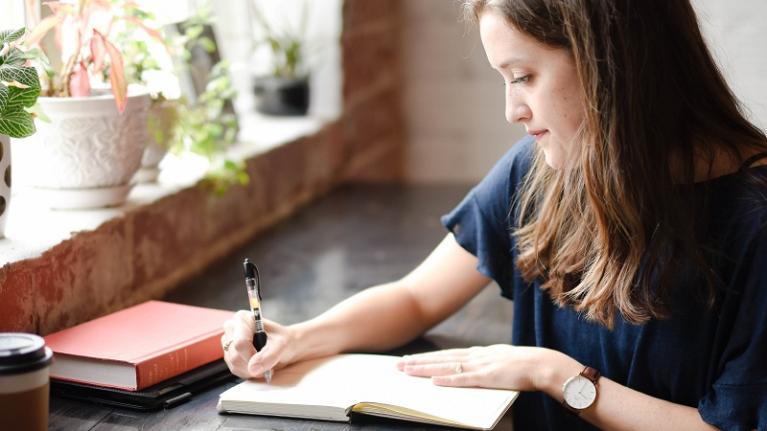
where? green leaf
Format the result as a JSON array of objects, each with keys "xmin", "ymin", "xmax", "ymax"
[
  {"xmin": 199, "ymin": 37, "xmax": 216, "ymax": 53},
  {"xmin": 185, "ymin": 25, "xmax": 203, "ymax": 40},
  {"xmin": 4, "ymin": 78, "xmax": 40, "ymax": 109},
  {"xmin": 0, "ymin": 85, "xmax": 8, "ymax": 112},
  {"xmin": 0, "ymin": 64, "xmax": 41, "ymax": 92},
  {"xmin": 0, "ymin": 28, "xmax": 25, "ymax": 46},
  {"xmin": 27, "ymin": 102, "xmax": 49, "ymax": 123},
  {"xmin": 0, "ymin": 107, "xmax": 36, "ymax": 138},
  {"xmin": 2, "ymin": 47, "xmax": 27, "ymax": 67}
]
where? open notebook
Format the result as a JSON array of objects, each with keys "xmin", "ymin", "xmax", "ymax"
[{"xmin": 217, "ymin": 354, "xmax": 518, "ymax": 430}]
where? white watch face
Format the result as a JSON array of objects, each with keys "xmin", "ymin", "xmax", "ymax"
[{"xmin": 563, "ymin": 375, "xmax": 597, "ymax": 410}]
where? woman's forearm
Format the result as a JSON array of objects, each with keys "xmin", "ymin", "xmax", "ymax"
[
  {"xmin": 287, "ymin": 235, "xmax": 490, "ymax": 363},
  {"xmin": 540, "ymin": 351, "xmax": 718, "ymax": 431},
  {"xmin": 289, "ymin": 281, "xmax": 431, "ymax": 362}
]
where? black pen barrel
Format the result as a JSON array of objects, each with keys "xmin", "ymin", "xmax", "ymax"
[{"xmin": 253, "ymin": 331, "xmax": 268, "ymax": 352}]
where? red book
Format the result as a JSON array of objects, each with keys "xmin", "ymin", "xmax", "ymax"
[{"xmin": 44, "ymin": 301, "xmax": 234, "ymax": 391}]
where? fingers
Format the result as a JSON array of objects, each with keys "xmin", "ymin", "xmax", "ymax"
[
  {"xmin": 247, "ymin": 337, "xmax": 279, "ymax": 376},
  {"xmin": 432, "ymin": 371, "xmax": 483, "ymax": 387},
  {"xmin": 223, "ymin": 311, "xmax": 292, "ymax": 381},
  {"xmin": 235, "ymin": 310, "xmax": 256, "ymax": 332},
  {"xmin": 222, "ymin": 311, "xmax": 257, "ymax": 379},
  {"xmin": 401, "ymin": 361, "xmax": 467, "ymax": 377},
  {"xmin": 399, "ymin": 353, "xmax": 483, "ymax": 387},
  {"xmin": 397, "ymin": 347, "xmax": 486, "ymax": 387},
  {"xmin": 397, "ymin": 350, "xmax": 470, "ymax": 371}
]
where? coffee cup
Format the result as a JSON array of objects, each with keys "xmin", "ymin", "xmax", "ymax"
[{"xmin": 0, "ymin": 333, "xmax": 54, "ymax": 431}]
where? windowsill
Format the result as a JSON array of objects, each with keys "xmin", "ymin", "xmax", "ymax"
[{"xmin": 0, "ymin": 112, "xmax": 326, "ymax": 265}]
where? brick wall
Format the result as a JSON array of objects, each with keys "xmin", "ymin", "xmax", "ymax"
[
  {"xmin": 0, "ymin": 0, "xmax": 406, "ymax": 333},
  {"xmin": 340, "ymin": 0, "xmax": 405, "ymax": 180}
]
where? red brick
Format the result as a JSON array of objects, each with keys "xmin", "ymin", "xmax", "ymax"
[
  {"xmin": 342, "ymin": 25, "xmax": 400, "ymax": 105},
  {"xmin": 343, "ymin": 0, "xmax": 401, "ymax": 33}
]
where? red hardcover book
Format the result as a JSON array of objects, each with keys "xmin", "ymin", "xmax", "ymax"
[{"xmin": 44, "ymin": 301, "xmax": 234, "ymax": 391}]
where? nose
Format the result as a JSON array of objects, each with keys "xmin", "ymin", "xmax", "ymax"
[{"xmin": 505, "ymin": 88, "xmax": 531, "ymax": 124}]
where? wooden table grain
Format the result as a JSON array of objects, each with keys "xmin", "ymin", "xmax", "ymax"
[{"xmin": 49, "ymin": 184, "xmax": 515, "ymax": 431}]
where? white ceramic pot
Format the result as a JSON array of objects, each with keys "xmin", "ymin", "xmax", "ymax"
[
  {"xmin": 13, "ymin": 90, "xmax": 151, "ymax": 209},
  {"xmin": 134, "ymin": 99, "xmax": 178, "ymax": 183},
  {"xmin": 0, "ymin": 134, "xmax": 10, "ymax": 238}
]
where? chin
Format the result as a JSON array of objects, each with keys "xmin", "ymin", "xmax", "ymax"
[{"xmin": 542, "ymin": 150, "xmax": 564, "ymax": 170}]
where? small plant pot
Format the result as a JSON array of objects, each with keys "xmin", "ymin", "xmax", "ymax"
[
  {"xmin": 13, "ymin": 90, "xmax": 151, "ymax": 209},
  {"xmin": 134, "ymin": 99, "xmax": 179, "ymax": 183},
  {"xmin": 253, "ymin": 76, "xmax": 309, "ymax": 116}
]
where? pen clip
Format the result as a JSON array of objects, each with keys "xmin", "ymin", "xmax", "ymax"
[{"xmin": 243, "ymin": 259, "xmax": 262, "ymax": 303}]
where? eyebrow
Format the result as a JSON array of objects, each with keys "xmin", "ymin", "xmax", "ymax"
[{"xmin": 497, "ymin": 57, "xmax": 527, "ymax": 69}]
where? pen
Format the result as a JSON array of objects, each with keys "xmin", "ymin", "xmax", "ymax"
[{"xmin": 243, "ymin": 258, "xmax": 272, "ymax": 383}]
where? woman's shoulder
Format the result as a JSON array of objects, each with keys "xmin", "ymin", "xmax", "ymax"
[
  {"xmin": 712, "ymin": 166, "xmax": 767, "ymax": 223},
  {"xmin": 706, "ymin": 167, "xmax": 767, "ymax": 257}
]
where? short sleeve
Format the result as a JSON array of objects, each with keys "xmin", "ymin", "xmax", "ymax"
[
  {"xmin": 440, "ymin": 137, "xmax": 535, "ymax": 298},
  {"xmin": 698, "ymin": 225, "xmax": 767, "ymax": 430}
]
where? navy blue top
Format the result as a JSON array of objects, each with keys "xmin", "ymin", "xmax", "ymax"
[{"xmin": 441, "ymin": 137, "xmax": 767, "ymax": 430}]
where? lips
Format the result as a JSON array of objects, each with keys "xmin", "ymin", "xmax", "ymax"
[{"xmin": 528, "ymin": 129, "xmax": 548, "ymax": 139}]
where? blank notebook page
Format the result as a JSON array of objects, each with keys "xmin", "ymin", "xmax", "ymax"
[{"xmin": 219, "ymin": 354, "xmax": 517, "ymax": 428}]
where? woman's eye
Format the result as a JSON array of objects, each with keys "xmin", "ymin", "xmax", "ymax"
[{"xmin": 510, "ymin": 75, "xmax": 530, "ymax": 84}]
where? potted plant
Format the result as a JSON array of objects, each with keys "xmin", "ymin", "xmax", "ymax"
[
  {"xmin": 0, "ymin": 28, "xmax": 41, "ymax": 238},
  {"xmin": 170, "ymin": 60, "xmax": 247, "ymax": 195},
  {"xmin": 144, "ymin": 6, "xmax": 246, "ymax": 194},
  {"xmin": 250, "ymin": 0, "xmax": 311, "ymax": 116},
  {"xmin": 117, "ymin": 7, "xmax": 180, "ymax": 183},
  {"xmin": 120, "ymin": 5, "xmax": 239, "ymax": 186},
  {"xmin": 12, "ymin": 0, "xmax": 155, "ymax": 209}
]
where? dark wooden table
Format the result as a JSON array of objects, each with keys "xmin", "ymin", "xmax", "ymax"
[{"xmin": 49, "ymin": 183, "xmax": 515, "ymax": 431}]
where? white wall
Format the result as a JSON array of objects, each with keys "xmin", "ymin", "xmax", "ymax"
[
  {"xmin": 401, "ymin": 0, "xmax": 767, "ymax": 184},
  {"xmin": 401, "ymin": 0, "xmax": 524, "ymax": 184},
  {"xmin": 0, "ymin": 1, "xmax": 25, "ymax": 30},
  {"xmin": 212, "ymin": 0, "xmax": 342, "ymax": 120},
  {"xmin": 691, "ymin": 0, "xmax": 767, "ymax": 132}
]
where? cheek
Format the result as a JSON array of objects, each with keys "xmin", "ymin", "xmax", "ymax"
[{"xmin": 551, "ymin": 90, "xmax": 583, "ymax": 138}]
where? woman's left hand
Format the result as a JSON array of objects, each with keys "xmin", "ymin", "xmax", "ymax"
[{"xmin": 397, "ymin": 344, "xmax": 575, "ymax": 392}]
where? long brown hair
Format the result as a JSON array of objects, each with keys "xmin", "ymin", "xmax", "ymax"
[{"xmin": 465, "ymin": 0, "xmax": 767, "ymax": 327}]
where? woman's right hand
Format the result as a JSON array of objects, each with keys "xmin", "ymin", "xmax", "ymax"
[{"xmin": 222, "ymin": 310, "xmax": 298, "ymax": 380}]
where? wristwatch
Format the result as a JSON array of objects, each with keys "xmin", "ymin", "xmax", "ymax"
[{"xmin": 562, "ymin": 366, "xmax": 600, "ymax": 413}]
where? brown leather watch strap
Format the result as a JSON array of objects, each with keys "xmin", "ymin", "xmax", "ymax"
[{"xmin": 581, "ymin": 366, "xmax": 600, "ymax": 384}]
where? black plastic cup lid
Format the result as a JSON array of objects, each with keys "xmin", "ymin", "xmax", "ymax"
[{"xmin": 0, "ymin": 333, "xmax": 53, "ymax": 375}]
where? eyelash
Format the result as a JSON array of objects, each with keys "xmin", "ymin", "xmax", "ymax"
[{"xmin": 509, "ymin": 75, "xmax": 530, "ymax": 85}]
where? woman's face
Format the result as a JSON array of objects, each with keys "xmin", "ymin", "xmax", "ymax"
[{"xmin": 479, "ymin": 10, "xmax": 585, "ymax": 169}]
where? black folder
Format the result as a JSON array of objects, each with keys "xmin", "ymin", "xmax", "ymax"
[{"xmin": 50, "ymin": 359, "xmax": 236, "ymax": 410}]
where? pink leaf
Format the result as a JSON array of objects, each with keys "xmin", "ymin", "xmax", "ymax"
[
  {"xmin": 90, "ymin": 29, "xmax": 106, "ymax": 73},
  {"xmin": 96, "ymin": 30, "xmax": 128, "ymax": 113},
  {"xmin": 125, "ymin": 16, "xmax": 166, "ymax": 44},
  {"xmin": 69, "ymin": 62, "xmax": 91, "ymax": 97}
]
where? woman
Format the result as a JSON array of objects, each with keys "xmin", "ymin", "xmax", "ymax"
[{"xmin": 223, "ymin": 1, "xmax": 767, "ymax": 429}]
